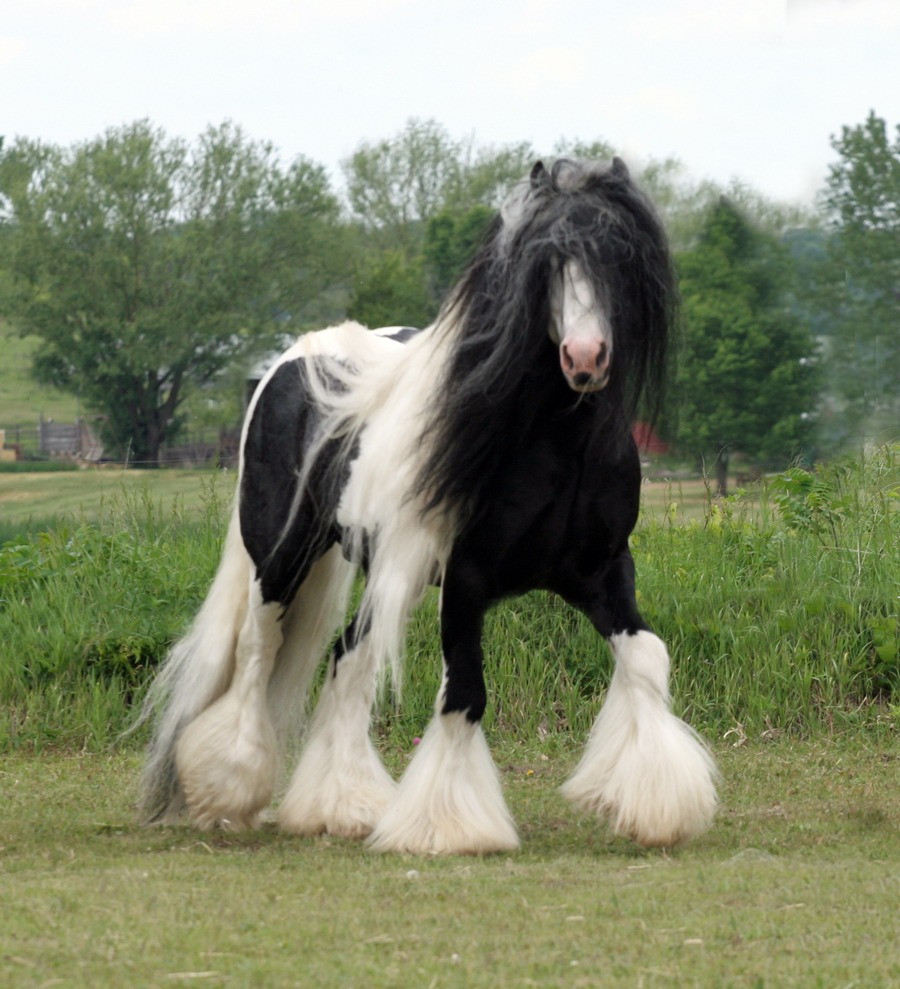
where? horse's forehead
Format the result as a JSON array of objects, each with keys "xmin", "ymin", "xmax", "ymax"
[
  {"xmin": 562, "ymin": 259, "xmax": 593, "ymax": 294},
  {"xmin": 554, "ymin": 259, "xmax": 600, "ymax": 310}
]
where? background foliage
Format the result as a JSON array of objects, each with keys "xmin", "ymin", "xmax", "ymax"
[
  {"xmin": 675, "ymin": 198, "xmax": 818, "ymax": 493},
  {"xmin": 0, "ymin": 121, "xmax": 346, "ymax": 462},
  {"xmin": 817, "ymin": 111, "xmax": 900, "ymax": 448},
  {"xmin": 1, "ymin": 110, "xmax": 897, "ymax": 467}
]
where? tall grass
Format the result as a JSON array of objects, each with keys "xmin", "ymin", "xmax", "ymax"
[
  {"xmin": 637, "ymin": 444, "xmax": 898, "ymax": 734},
  {"xmin": 0, "ymin": 473, "xmax": 231, "ymax": 750},
  {"xmin": 1, "ymin": 449, "xmax": 896, "ymax": 753}
]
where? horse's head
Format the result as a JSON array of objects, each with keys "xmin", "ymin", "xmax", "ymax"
[
  {"xmin": 502, "ymin": 158, "xmax": 638, "ymax": 396},
  {"xmin": 550, "ymin": 259, "xmax": 612, "ymax": 394},
  {"xmin": 443, "ymin": 155, "xmax": 671, "ymax": 413}
]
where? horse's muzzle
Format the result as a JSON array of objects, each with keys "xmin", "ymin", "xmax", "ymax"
[{"xmin": 560, "ymin": 338, "xmax": 611, "ymax": 392}]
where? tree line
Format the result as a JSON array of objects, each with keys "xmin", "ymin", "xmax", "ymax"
[{"xmin": 0, "ymin": 113, "xmax": 896, "ymax": 486}]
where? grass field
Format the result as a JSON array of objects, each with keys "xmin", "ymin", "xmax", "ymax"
[
  {"xmin": 0, "ymin": 466, "xmax": 234, "ymax": 531},
  {"xmin": 1, "ymin": 735, "xmax": 898, "ymax": 989},
  {"xmin": 0, "ymin": 449, "xmax": 896, "ymax": 986},
  {"xmin": 0, "ymin": 323, "xmax": 80, "ymax": 426},
  {"xmin": 0, "ymin": 466, "xmax": 723, "ymax": 529}
]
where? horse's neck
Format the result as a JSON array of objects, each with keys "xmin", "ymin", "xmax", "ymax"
[{"xmin": 503, "ymin": 383, "xmax": 629, "ymax": 472}]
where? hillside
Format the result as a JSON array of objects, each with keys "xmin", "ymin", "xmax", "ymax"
[{"xmin": 0, "ymin": 321, "xmax": 80, "ymax": 427}]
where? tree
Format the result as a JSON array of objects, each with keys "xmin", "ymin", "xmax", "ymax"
[
  {"xmin": 347, "ymin": 249, "xmax": 436, "ymax": 329},
  {"xmin": 819, "ymin": 111, "xmax": 900, "ymax": 446},
  {"xmin": 343, "ymin": 119, "xmax": 537, "ymax": 250},
  {"xmin": 0, "ymin": 121, "xmax": 345, "ymax": 463},
  {"xmin": 342, "ymin": 118, "xmax": 467, "ymax": 254},
  {"xmin": 343, "ymin": 121, "xmax": 532, "ymax": 326},
  {"xmin": 674, "ymin": 198, "xmax": 817, "ymax": 495},
  {"xmin": 423, "ymin": 204, "xmax": 495, "ymax": 299}
]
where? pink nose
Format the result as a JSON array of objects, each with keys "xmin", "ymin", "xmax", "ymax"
[{"xmin": 560, "ymin": 338, "xmax": 610, "ymax": 389}]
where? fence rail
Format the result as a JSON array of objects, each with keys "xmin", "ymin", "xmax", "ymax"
[{"xmin": 0, "ymin": 419, "xmax": 239, "ymax": 467}]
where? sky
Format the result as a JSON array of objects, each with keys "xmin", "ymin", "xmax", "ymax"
[{"xmin": 3, "ymin": 0, "xmax": 898, "ymax": 207}]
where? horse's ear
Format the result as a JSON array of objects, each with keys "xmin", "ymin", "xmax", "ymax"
[
  {"xmin": 611, "ymin": 156, "xmax": 629, "ymax": 180},
  {"xmin": 530, "ymin": 161, "xmax": 548, "ymax": 188}
]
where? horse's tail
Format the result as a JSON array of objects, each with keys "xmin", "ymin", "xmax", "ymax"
[{"xmin": 137, "ymin": 504, "xmax": 250, "ymax": 824}]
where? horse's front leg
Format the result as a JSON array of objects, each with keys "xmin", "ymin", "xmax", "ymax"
[
  {"xmin": 560, "ymin": 550, "xmax": 718, "ymax": 847},
  {"xmin": 368, "ymin": 564, "xmax": 519, "ymax": 855}
]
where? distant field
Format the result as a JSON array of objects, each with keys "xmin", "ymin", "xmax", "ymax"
[
  {"xmin": 642, "ymin": 473, "xmax": 726, "ymax": 521},
  {"xmin": 0, "ymin": 467, "xmax": 237, "ymax": 527},
  {"xmin": 0, "ymin": 322, "xmax": 80, "ymax": 426},
  {"xmin": 0, "ymin": 468, "xmax": 730, "ymax": 528}
]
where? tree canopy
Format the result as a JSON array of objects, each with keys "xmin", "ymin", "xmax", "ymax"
[
  {"xmin": 818, "ymin": 111, "xmax": 899, "ymax": 447},
  {"xmin": 341, "ymin": 119, "xmax": 535, "ymax": 328},
  {"xmin": 0, "ymin": 120, "xmax": 345, "ymax": 462},
  {"xmin": 1, "ymin": 112, "xmax": 896, "ymax": 468},
  {"xmin": 342, "ymin": 118, "xmax": 534, "ymax": 242},
  {"xmin": 674, "ymin": 198, "xmax": 818, "ymax": 493}
]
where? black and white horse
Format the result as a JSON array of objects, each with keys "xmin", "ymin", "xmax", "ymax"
[{"xmin": 139, "ymin": 158, "xmax": 717, "ymax": 853}]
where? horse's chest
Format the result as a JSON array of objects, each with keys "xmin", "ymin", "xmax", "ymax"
[{"xmin": 462, "ymin": 445, "xmax": 625, "ymax": 594}]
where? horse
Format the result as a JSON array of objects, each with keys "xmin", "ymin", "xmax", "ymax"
[{"xmin": 138, "ymin": 158, "xmax": 718, "ymax": 854}]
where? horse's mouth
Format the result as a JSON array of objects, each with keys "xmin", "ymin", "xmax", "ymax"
[{"xmin": 566, "ymin": 371, "xmax": 610, "ymax": 393}]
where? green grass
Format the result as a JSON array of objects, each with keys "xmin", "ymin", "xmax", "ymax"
[
  {"xmin": 0, "ymin": 450, "xmax": 897, "ymax": 986},
  {"xmin": 0, "ymin": 477, "xmax": 234, "ymax": 750},
  {"xmin": 0, "ymin": 322, "xmax": 80, "ymax": 427},
  {"xmin": 0, "ymin": 450, "xmax": 897, "ymax": 752},
  {"xmin": 1, "ymin": 735, "xmax": 898, "ymax": 988},
  {"xmin": 0, "ymin": 466, "xmax": 236, "ymax": 531}
]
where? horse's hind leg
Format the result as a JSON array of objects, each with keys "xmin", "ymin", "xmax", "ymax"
[
  {"xmin": 175, "ymin": 579, "xmax": 281, "ymax": 830},
  {"xmin": 278, "ymin": 615, "xmax": 396, "ymax": 839}
]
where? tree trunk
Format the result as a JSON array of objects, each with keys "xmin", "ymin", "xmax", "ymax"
[
  {"xmin": 144, "ymin": 422, "xmax": 163, "ymax": 467},
  {"xmin": 715, "ymin": 453, "xmax": 729, "ymax": 498}
]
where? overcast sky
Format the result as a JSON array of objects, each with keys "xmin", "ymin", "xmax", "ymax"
[{"xmin": 3, "ymin": 0, "xmax": 898, "ymax": 206}]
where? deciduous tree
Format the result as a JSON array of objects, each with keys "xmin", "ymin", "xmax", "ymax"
[
  {"xmin": 819, "ymin": 110, "xmax": 899, "ymax": 446},
  {"xmin": 675, "ymin": 198, "xmax": 817, "ymax": 494},
  {"xmin": 0, "ymin": 120, "xmax": 345, "ymax": 463}
]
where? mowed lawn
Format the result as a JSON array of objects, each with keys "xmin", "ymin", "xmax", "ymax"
[
  {"xmin": 0, "ymin": 467, "xmax": 728, "ymax": 528},
  {"xmin": 0, "ymin": 468, "xmax": 237, "ymax": 527},
  {"xmin": 1, "ymin": 735, "xmax": 898, "ymax": 989}
]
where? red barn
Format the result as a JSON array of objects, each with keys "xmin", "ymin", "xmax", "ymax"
[{"xmin": 632, "ymin": 421, "xmax": 669, "ymax": 455}]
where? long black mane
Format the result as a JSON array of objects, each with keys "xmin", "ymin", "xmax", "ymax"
[{"xmin": 415, "ymin": 158, "xmax": 676, "ymax": 524}]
